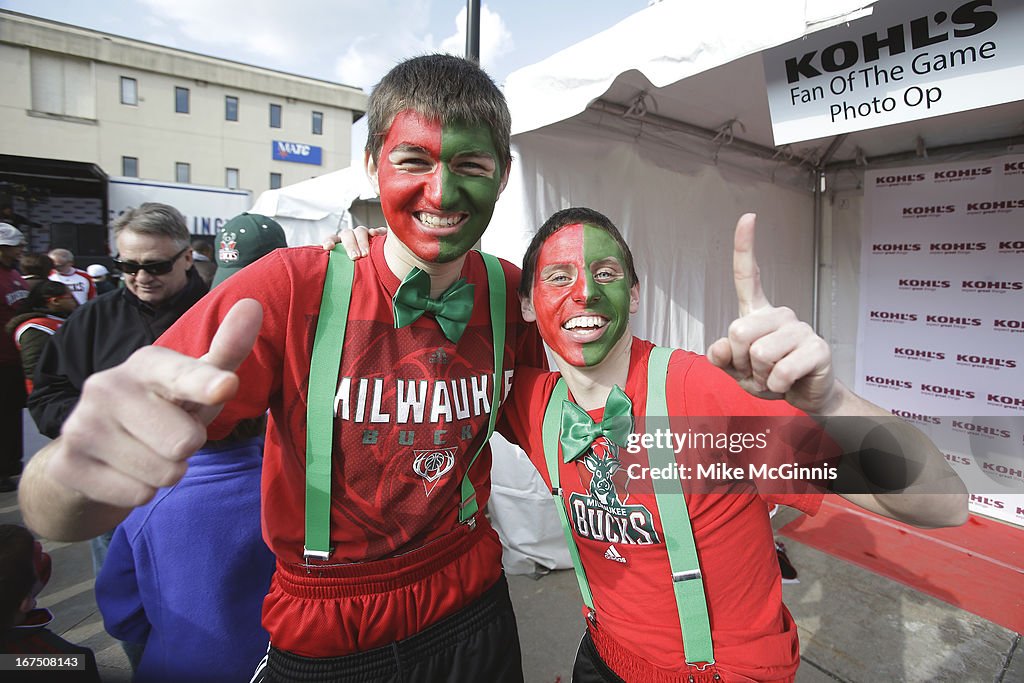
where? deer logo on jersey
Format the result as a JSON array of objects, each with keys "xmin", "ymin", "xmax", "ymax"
[
  {"xmin": 569, "ymin": 437, "xmax": 659, "ymax": 546},
  {"xmin": 412, "ymin": 447, "xmax": 456, "ymax": 496}
]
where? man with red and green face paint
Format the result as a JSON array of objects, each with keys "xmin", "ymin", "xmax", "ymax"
[
  {"xmin": 19, "ymin": 55, "xmax": 546, "ymax": 682},
  {"xmin": 505, "ymin": 207, "xmax": 966, "ymax": 683}
]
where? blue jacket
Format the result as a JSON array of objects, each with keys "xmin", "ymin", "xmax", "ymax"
[{"xmin": 96, "ymin": 437, "xmax": 274, "ymax": 682}]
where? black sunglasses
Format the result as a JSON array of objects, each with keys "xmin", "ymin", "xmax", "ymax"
[{"xmin": 114, "ymin": 246, "xmax": 189, "ymax": 275}]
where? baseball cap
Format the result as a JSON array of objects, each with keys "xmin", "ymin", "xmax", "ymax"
[
  {"xmin": 212, "ymin": 213, "xmax": 288, "ymax": 288},
  {"xmin": 0, "ymin": 222, "xmax": 26, "ymax": 246},
  {"xmin": 86, "ymin": 264, "xmax": 109, "ymax": 278}
]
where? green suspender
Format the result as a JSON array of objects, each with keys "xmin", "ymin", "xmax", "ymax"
[
  {"xmin": 458, "ymin": 252, "xmax": 506, "ymax": 523},
  {"xmin": 542, "ymin": 379, "xmax": 595, "ymax": 610},
  {"xmin": 304, "ymin": 248, "xmax": 355, "ymax": 558},
  {"xmin": 304, "ymin": 249, "xmax": 506, "ymax": 559},
  {"xmin": 646, "ymin": 347, "xmax": 714, "ymax": 666},
  {"xmin": 541, "ymin": 348, "xmax": 714, "ymax": 666}
]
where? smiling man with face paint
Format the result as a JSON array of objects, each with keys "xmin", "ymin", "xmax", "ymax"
[
  {"xmin": 504, "ymin": 207, "xmax": 966, "ymax": 683},
  {"xmin": 19, "ymin": 55, "xmax": 546, "ymax": 683}
]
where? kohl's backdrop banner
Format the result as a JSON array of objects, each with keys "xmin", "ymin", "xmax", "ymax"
[
  {"xmin": 764, "ymin": 0, "xmax": 1024, "ymax": 145},
  {"xmin": 855, "ymin": 155, "xmax": 1024, "ymax": 527}
]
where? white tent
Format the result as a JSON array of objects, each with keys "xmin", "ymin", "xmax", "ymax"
[
  {"xmin": 482, "ymin": 0, "xmax": 1024, "ymax": 564},
  {"xmin": 250, "ymin": 165, "xmax": 378, "ymax": 246},
  {"xmin": 485, "ymin": 0, "xmax": 1024, "ymax": 385}
]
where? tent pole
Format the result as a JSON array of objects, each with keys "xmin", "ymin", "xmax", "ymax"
[
  {"xmin": 812, "ymin": 170, "xmax": 822, "ymax": 332},
  {"xmin": 812, "ymin": 135, "xmax": 846, "ymax": 333}
]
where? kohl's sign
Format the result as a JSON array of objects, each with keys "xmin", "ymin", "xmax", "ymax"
[
  {"xmin": 273, "ymin": 140, "xmax": 322, "ymax": 165},
  {"xmin": 763, "ymin": 0, "xmax": 1024, "ymax": 144}
]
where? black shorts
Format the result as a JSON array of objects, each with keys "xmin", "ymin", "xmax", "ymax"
[{"xmin": 251, "ymin": 573, "xmax": 523, "ymax": 683}]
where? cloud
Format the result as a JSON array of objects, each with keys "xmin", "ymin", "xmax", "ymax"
[
  {"xmin": 438, "ymin": 4, "xmax": 514, "ymax": 69},
  {"xmin": 334, "ymin": 2, "xmax": 513, "ymax": 90},
  {"xmin": 137, "ymin": 0, "xmax": 435, "ymax": 86}
]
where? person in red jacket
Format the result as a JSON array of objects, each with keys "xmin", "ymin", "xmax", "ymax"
[
  {"xmin": 18, "ymin": 55, "xmax": 546, "ymax": 682},
  {"xmin": 500, "ymin": 207, "xmax": 967, "ymax": 683},
  {"xmin": 48, "ymin": 249, "xmax": 96, "ymax": 305},
  {"xmin": 6, "ymin": 280, "xmax": 78, "ymax": 392}
]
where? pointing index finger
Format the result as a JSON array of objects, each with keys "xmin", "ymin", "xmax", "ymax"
[{"xmin": 733, "ymin": 213, "xmax": 771, "ymax": 316}]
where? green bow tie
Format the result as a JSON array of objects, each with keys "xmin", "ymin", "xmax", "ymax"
[
  {"xmin": 392, "ymin": 267, "xmax": 475, "ymax": 344},
  {"xmin": 559, "ymin": 385, "xmax": 634, "ymax": 463}
]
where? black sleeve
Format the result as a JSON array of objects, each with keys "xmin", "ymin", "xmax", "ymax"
[{"xmin": 27, "ymin": 313, "xmax": 93, "ymax": 439}]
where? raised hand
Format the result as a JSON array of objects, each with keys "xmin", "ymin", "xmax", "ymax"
[
  {"xmin": 44, "ymin": 298, "xmax": 263, "ymax": 510},
  {"xmin": 706, "ymin": 214, "xmax": 836, "ymax": 414}
]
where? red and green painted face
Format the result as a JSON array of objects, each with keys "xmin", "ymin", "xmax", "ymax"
[
  {"xmin": 531, "ymin": 223, "xmax": 634, "ymax": 367},
  {"xmin": 375, "ymin": 110, "xmax": 505, "ymax": 263}
]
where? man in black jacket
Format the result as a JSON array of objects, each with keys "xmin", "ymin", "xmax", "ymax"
[
  {"xmin": 29, "ymin": 203, "xmax": 206, "ymax": 439},
  {"xmin": 26, "ymin": 203, "xmax": 207, "ymax": 670}
]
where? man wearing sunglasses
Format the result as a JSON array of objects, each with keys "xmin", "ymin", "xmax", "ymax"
[
  {"xmin": 26, "ymin": 203, "xmax": 207, "ymax": 667},
  {"xmin": 29, "ymin": 201, "xmax": 205, "ymax": 440}
]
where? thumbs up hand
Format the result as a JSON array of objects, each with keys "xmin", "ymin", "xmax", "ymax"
[{"xmin": 47, "ymin": 299, "xmax": 263, "ymax": 509}]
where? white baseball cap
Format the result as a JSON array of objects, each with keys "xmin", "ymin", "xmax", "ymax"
[
  {"xmin": 0, "ymin": 222, "xmax": 25, "ymax": 247},
  {"xmin": 87, "ymin": 264, "xmax": 109, "ymax": 278}
]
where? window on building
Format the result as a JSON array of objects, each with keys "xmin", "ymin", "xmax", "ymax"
[
  {"xmin": 225, "ymin": 95, "xmax": 238, "ymax": 121},
  {"xmin": 175, "ymin": 86, "xmax": 190, "ymax": 114},
  {"xmin": 226, "ymin": 168, "xmax": 239, "ymax": 189},
  {"xmin": 175, "ymin": 162, "xmax": 191, "ymax": 184},
  {"xmin": 122, "ymin": 157, "xmax": 139, "ymax": 177},
  {"xmin": 269, "ymin": 103, "xmax": 282, "ymax": 128},
  {"xmin": 120, "ymin": 77, "xmax": 138, "ymax": 105},
  {"xmin": 270, "ymin": 172, "xmax": 282, "ymax": 189},
  {"xmin": 312, "ymin": 111, "xmax": 323, "ymax": 135},
  {"xmin": 30, "ymin": 51, "xmax": 96, "ymax": 119}
]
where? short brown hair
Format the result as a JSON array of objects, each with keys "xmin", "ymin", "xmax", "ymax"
[{"xmin": 365, "ymin": 54, "xmax": 511, "ymax": 169}]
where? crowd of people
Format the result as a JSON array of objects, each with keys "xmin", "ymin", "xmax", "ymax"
[{"xmin": 2, "ymin": 54, "xmax": 967, "ymax": 683}]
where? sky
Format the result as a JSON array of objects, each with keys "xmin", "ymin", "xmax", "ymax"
[{"xmin": 1, "ymin": 0, "xmax": 651, "ymax": 163}]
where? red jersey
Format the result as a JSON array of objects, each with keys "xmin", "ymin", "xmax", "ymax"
[
  {"xmin": 157, "ymin": 238, "xmax": 545, "ymax": 652},
  {"xmin": 504, "ymin": 338, "xmax": 836, "ymax": 683},
  {"xmin": 49, "ymin": 268, "xmax": 96, "ymax": 305}
]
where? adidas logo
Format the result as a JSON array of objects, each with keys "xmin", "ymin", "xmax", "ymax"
[{"xmin": 604, "ymin": 545, "xmax": 626, "ymax": 564}]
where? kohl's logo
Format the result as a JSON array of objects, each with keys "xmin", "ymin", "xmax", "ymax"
[
  {"xmin": 987, "ymin": 393, "xmax": 1024, "ymax": 410},
  {"xmin": 965, "ymin": 199, "xmax": 1024, "ymax": 213},
  {"xmin": 925, "ymin": 314, "xmax": 981, "ymax": 327},
  {"xmin": 930, "ymin": 242, "xmax": 986, "ymax": 253},
  {"xmin": 955, "ymin": 353, "xmax": 1017, "ymax": 369},
  {"xmin": 952, "ymin": 421, "xmax": 1010, "ymax": 439},
  {"xmin": 872, "ymin": 243, "xmax": 921, "ymax": 253},
  {"xmin": 783, "ymin": 1, "xmax": 999, "ymax": 83},
  {"xmin": 933, "ymin": 167, "xmax": 991, "ymax": 180},
  {"xmin": 970, "ymin": 495, "xmax": 1005, "ymax": 510},
  {"xmin": 903, "ymin": 205, "xmax": 955, "ymax": 217},
  {"xmin": 891, "ymin": 409, "xmax": 940, "ymax": 425},
  {"xmin": 875, "ymin": 174, "xmax": 926, "ymax": 186},
  {"xmin": 962, "ymin": 280, "xmax": 1024, "ymax": 292},
  {"xmin": 898, "ymin": 278, "xmax": 949, "ymax": 290},
  {"xmin": 994, "ymin": 319, "xmax": 1024, "ymax": 332},
  {"xmin": 894, "ymin": 347, "xmax": 944, "ymax": 361},
  {"xmin": 865, "ymin": 375, "xmax": 912, "ymax": 390},
  {"xmin": 999, "ymin": 240, "xmax": 1024, "ymax": 254},
  {"xmin": 870, "ymin": 310, "xmax": 917, "ymax": 323},
  {"xmin": 920, "ymin": 383, "xmax": 974, "ymax": 400}
]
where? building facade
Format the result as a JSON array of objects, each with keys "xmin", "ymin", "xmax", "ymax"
[{"xmin": 0, "ymin": 11, "xmax": 368, "ymax": 197}]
